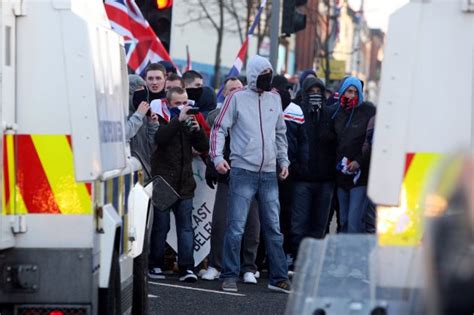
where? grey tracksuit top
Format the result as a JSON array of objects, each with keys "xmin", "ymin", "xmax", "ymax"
[{"xmin": 209, "ymin": 55, "xmax": 290, "ymax": 173}]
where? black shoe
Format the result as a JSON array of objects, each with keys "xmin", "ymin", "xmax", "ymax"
[
  {"xmin": 268, "ymin": 280, "xmax": 291, "ymax": 293},
  {"xmin": 179, "ymin": 270, "xmax": 198, "ymax": 283}
]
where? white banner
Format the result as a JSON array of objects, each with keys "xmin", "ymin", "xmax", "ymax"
[{"xmin": 166, "ymin": 157, "xmax": 216, "ymax": 266}]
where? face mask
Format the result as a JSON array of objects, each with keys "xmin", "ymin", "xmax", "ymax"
[
  {"xmin": 186, "ymin": 87, "xmax": 203, "ymax": 102},
  {"xmin": 340, "ymin": 95, "xmax": 359, "ymax": 110},
  {"xmin": 256, "ymin": 72, "xmax": 272, "ymax": 92},
  {"xmin": 169, "ymin": 107, "xmax": 181, "ymax": 118},
  {"xmin": 308, "ymin": 93, "xmax": 323, "ymax": 110}
]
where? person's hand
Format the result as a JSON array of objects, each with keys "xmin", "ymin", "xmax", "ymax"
[
  {"xmin": 189, "ymin": 116, "xmax": 200, "ymax": 132},
  {"xmin": 192, "ymin": 148, "xmax": 201, "ymax": 157},
  {"xmin": 216, "ymin": 160, "xmax": 231, "ymax": 175},
  {"xmin": 205, "ymin": 166, "xmax": 218, "ymax": 189},
  {"xmin": 137, "ymin": 101, "xmax": 150, "ymax": 115},
  {"xmin": 148, "ymin": 112, "xmax": 159, "ymax": 123},
  {"xmin": 178, "ymin": 106, "xmax": 192, "ymax": 122},
  {"xmin": 347, "ymin": 161, "xmax": 360, "ymax": 172},
  {"xmin": 279, "ymin": 167, "xmax": 289, "ymax": 180}
]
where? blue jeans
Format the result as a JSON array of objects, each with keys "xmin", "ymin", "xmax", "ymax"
[
  {"xmin": 149, "ymin": 198, "xmax": 194, "ymax": 271},
  {"xmin": 337, "ymin": 187, "xmax": 369, "ymax": 233},
  {"xmin": 221, "ymin": 168, "xmax": 288, "ymax": 285},
  {"xmin": 291, "ymin": 181, "xmax": 334, "ymax": 255}
]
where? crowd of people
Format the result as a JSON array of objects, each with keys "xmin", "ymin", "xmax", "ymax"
[{"xmin": 126, "ymin": 55, "xmax": 376, "ymax": 294}]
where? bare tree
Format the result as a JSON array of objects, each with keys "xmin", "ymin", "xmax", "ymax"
[
  {"xmin": 178, "ymin": 0, "xmax": 226, "ymax": 88},
  {"xmin": 179, "ymin": 0, "xmax": 264, "ymax": 87},
  {"xmin": 318, "ymin": 0, "xmax": 339, "ymax": 84},
  {"xmin": 256, "ymin": 0, "xmax": 271, "ymax": 55}
]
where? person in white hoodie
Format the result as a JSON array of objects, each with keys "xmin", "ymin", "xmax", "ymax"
[{"xmin": 210, "ymin": 55, "xmax": 291, "ymax": 293}]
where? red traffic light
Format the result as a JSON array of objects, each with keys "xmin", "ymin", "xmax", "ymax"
[{"xmin": 156, "ymin": 0, "xmax": 173, "ymax": 10}]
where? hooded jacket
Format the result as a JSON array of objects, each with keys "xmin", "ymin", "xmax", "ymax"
[
  {"xmin": 209, "ymin": 55, "xmax": 289, "ymax": 172},
  {"xmin": 332, "ymin": 76, "xmax": 375, "ymax": 188},
  {"xmin": 128, "ymin": 75, "xmax": 159, "ymax": 180},
  {"xmin": 196, "ymin": 86, "xmax": 217, "ymax": 116},
  {"xmin": 296, "ymin": 77, "xmax": 338, "ymax": 182}
]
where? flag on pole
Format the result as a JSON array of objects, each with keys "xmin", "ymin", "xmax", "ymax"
[
  {"xmin": 216, "ymin": 0, "xmax": 267, "ymax": 102},
  {"xmin": 104, "ymin": 0, "xmax": 174, "ymax": 75},
  {"xmin": 184, "ymin": 45, "xmax": 192, "ymax": 72}
]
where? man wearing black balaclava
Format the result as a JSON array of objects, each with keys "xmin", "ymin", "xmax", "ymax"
[
  {"xmin": 182, "ymin": 70, "xmax": 216, "ymax": 118},
  {"xmin": 210, "ymin": 55, "xmax": 291, "ymax": 293},
  {"xmin": 290, "ymin": 76, "xmax": 338, "ymax": 259}
]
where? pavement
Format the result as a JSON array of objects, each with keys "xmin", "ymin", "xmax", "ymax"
[{"xmin": 148, "ymin": 272, "xmax": 289, "ymax": 315}]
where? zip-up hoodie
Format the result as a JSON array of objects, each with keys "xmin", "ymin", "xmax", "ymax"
[
  {"xmin": 332, "ymin": 76, "xmax": 375, "ymax": 188},
  {"xmin": 209, "ymin": 55, "xmax": 290, "ymax": 172}
]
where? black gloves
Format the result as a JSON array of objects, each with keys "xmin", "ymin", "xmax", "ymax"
[{"xmin": 205, "ymin": 157, "xmax": 219, "ymax": 189}]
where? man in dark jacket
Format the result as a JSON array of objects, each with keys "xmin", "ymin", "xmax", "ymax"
[
  {"xmin": 148, "ymin": 87, "xmax": 209, "ymax": 282},
  {"xmin": 183, "ymin": 70, "xmax": 216, "ymax": 117},
  {"xmin": 332, "ymin": 76, "xmax": 375, "ymax": 233},
  {"xmin": 290, "ymin": 77, "xmax": 338, "ymax": 257},
  {"xmin": 272, "ymin": 75, "xmax": 308, "ymax": 258}
]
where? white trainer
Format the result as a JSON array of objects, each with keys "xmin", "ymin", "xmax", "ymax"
[
  {"xmin": 200, "ymin": 266, "xmax": 220, "ymax": 280},
  {"xmin": 243, "ymin": 272, "xmax": 257, "ymax": 284}
]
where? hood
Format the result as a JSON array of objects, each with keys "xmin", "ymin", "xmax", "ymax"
[
  {"xmin": 128, "ymin": 74, "xmax": 145, "ymax": 96},
  {"xmin": 299, "ymin": 69, "xmax": 317, "ymax": 86},
  {"xmin": 271, "ymin": 75, "xmax": 289, "ymax": 91},
  {"xmin": 302, "ymin": 77, "xmax": 326, "ymax": 96},
  {"xmin": 197, "ymin": 86, "xmax": 217, "ymax": 112},
  {"xmin": 337, "ymin": 76, "xmax": 364, "ymax": 106},
  {"xmin": 246, "ymin": 55, "xmax": 273, "ymax": 91}
]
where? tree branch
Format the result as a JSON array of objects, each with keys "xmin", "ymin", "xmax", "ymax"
[{"xmin": 198, "ymin": 0, "xmax": 219, "ymax": 31}]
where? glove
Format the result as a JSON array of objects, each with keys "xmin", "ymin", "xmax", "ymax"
[{"xmin": 205, "ymin": 157, "xmax": 219, "ymax": 189}]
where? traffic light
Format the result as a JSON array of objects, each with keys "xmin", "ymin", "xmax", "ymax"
[
  {"xmin": 281, "ymin": 0, "xmax": 307, "ymax": 36},
  {"xmin": 149, "ymin": 0, "xmax": 173, "ymax": 52},
  {"xmin": 156, "ymin": 0, "xmax": 173, "ymax": 10},
  {"xmin": 135, "ymin": 0, "xmax": 173, "ymax": 52}
]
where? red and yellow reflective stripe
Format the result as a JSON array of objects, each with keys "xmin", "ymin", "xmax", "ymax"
[
  {"xmin": 2, "ymin": 135, "xmax": 15, "ymax": 215},
  {"xmin": 378, "ymin": 152, "xmax": 442, "ymax": 246},
  {"xmin": 2, "ymin": 134, "xmax": 92, "ymax": 215}
]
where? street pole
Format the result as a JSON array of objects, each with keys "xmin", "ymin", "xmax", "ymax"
[{"xmin": 270, "ymin": 0, "xmax": 281, "ymax": 72}]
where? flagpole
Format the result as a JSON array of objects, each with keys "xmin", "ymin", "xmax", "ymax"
[
  {"xmin": 269, "ymin": 0, "xmax": 281, "ymax": 71},
  {"xmin": 215, "ymin": 0, "xmax": 268, "ymax": 102}
]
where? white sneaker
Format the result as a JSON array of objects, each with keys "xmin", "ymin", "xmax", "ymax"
[
  {"xmin": 243, "ymin": 272, "xmax": 257, "ymax": 284},
  {"xmin": 148, "ymin": 267, "xmax": 165, "ymax": 280},
  {"xmin": 200, "ymin": 267, "xmax": 220, "ymax": 281}
]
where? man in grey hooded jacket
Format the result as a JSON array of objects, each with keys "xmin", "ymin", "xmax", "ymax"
[{"xmin": 209, "ymin": 55, "xmax": 291, "ymax": 293}]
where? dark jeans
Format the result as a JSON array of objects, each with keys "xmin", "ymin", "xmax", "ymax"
[
  {"xmin": 290, "ymin": 181, "xmax": 335, "ymax": 256},
  {"xmin": 337, "ymin": 186, "xmax": 370, "ymax": 233},
  {"xmin": 365, "ymin": 198, "xmax": 376, "ymax": 233},
  {"xmin": 278, "ymin": 178, "xmax": 293, "ymax": 254},
  {"xmin": 208, "ymin": 182, "xmax": 260, "ymax": 273},
  {"xmin": 326, "ymin": 188, "xmax": 340, "ymax": 234},
  {"xmin": 221, "ymin": 168, "xmax": 288, "ymax": 285},
  {"xmin": 149, "ymin": 198, "xmax": 194, "ymax": 271}
]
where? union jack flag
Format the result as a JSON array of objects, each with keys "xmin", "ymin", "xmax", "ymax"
[{"xmin": 104, "ymin": 0, "xmax": 174, "ymax": 75}]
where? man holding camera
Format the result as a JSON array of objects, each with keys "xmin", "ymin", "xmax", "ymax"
[{"xmin": 149, "ymin": 86, "xmax": 209, "ymax": 282}]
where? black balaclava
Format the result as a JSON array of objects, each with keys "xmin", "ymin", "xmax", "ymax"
[
  {"xmin": 185, "ymin": 87, "xmax": 204, "ymax": 103},
  {"xmin": 256, "ymin": 72, "xmax": 273, "ymax": 92}
]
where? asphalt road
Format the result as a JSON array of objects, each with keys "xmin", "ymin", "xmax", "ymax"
[{"xmin": 148, "ymin": 272, "xmax": 289, "ymax": 315}]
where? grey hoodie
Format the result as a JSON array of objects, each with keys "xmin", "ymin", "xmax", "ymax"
[{"xmin": 209, "ymin": 55, "xmax": 289, "ymax": 172}]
